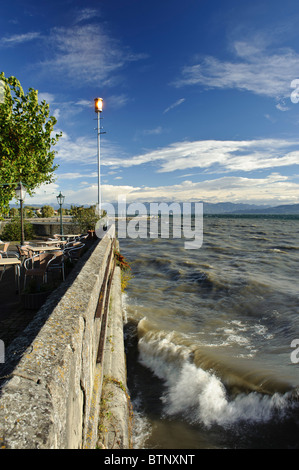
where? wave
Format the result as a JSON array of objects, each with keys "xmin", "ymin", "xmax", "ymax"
[
  {"xmin": 162, "ymin": 362, "xmax": 297, "ymax": 429},
  {"xmin": 136, "ymin": 318, "xmax": 298, "ymax": 429},
  {"xmin": 270, "ymin": 245, "xmax": 299, "ymax": 251}
]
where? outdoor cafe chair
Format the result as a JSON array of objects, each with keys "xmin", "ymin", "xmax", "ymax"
[
  {"xmin": 64, "ymin": 243, "xmax": 85, "ymax": 262},
  {"xmin": 63, "ymin": 241, "xmax": 83, "ymax": 253},
  {"xmin": 0, "ymin": 242, "xmax": 10, "ymax": 258},
  {"xmin": 17, "ymin": 245, "xmax": 34, "ymax": 264},
  {"xmin": 0, "ymin": 242, "xmax": 21, "ymax": 260},
  {"xmin": 47, "ymin": 250, "xmax": 66, "ymax": 281},
  {"xmin": 23, "ymin": 253, "xmax": 55, "ymax": 289},
  {"xmin": 76, "ymin": 234, "xmax": 89, "ymax": 242},
  {"xmin": 0, "ymin": 242, "xmax": 12, "ymax": 258}
]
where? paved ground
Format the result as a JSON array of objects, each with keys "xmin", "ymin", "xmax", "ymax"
[{"xmin": 0, "ymin": 261, "xmax": 38, "ymax": 349}]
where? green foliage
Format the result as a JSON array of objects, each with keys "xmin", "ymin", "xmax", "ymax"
[
  {"xmin": 1, "ymin": 217, "xmax": 34, "ymax": 241},
  {"xmin": 70, "ymin": 205, "xmax": 100, "ymax": 232},
  {"xmin": 9, "ymin": 207, "xmax": 19, "ymax": 217},
  {"xmin": 0, "ymin": 72, "xmax": 62, "ymax": 215},
  {"xmin": 41, "ymin": 205, "xmax": 54, "ymax": 217},
  {"xmin": 24, "ymin": 206, "xmax": 36, "ymax": 218},
  {"xmin": 114, "ymin": 250, "xmax": 131, "ymax": 271},
  {"xmin": 114, "ymin": 250, "xmax": 133, "ymax": 292}
]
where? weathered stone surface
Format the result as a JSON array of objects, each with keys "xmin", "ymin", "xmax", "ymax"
[{"xmin": 97, "ymin": 268, "xmax": 133, "ymax": 449}]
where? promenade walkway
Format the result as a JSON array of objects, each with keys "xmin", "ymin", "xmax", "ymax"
[
  {"xmin": 0, "ymin": 259, "xmax": 37, "ymax": 349},
  {"xmin": 0, "ymin": 239, "xmax": 95, "ymax": 349}
]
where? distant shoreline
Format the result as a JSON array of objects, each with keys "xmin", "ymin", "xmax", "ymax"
[{"xmin": 115, "ymin": 213, "xmax": 299, "ymax": 220}]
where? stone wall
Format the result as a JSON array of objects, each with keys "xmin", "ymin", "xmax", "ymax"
[
  {"xmin": 0, "ymin": 226, "xmax": 129, "ymax": 449},
  {"xmin": 0, "ymin": 218, "xmax": 79, "ymax": 237},
  {"xmin": 31, "ymin": 221, "xmax": 79, "ymax": 237}
]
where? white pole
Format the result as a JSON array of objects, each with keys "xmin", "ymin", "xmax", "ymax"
[
  {"xmin": 94, "ymin": 97, "xmax": 103, "ymax": 219},
  {"xmin": 97, "ymin": 110, "xmax": 101, "ymax": 217}
]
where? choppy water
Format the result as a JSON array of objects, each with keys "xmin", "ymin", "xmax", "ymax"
[{"xmin": 118, "ymin": 216, "xmax": 299, "ymax": 449}]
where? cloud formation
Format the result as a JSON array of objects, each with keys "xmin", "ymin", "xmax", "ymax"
[
  {"xmin": 163, "ymin": 98, "xmax": 185, "ymax": 113},
  {"xmin": 174, "ymin": 39, "xmax": 299, "ymax": 100},
  {"xmin": 27, "ymin": 173, "xmax": 299, "ymax": 207},
  {"xmin": 55, "ymin": 131, "xmax": 127, "ymax": 166},
  {"xmin": 101, "ymin": 138, "xmax": 299, "ymax": 174},
  {"xmin": 0, "ymin": 32, "xmax": 40, "ymax": 46},
  {"xmin": 41, "ymin": 24, "xmax": 146, "ymax": 85}
]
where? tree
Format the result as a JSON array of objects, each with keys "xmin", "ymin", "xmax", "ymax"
[
  {"xmin": 0, "ymin": 72, "xmax": 61, "ymax": 216},
  {"xmin": 9, "ymin": 207, "xmax": 19, "ymax": 218},
  {"xmin": 24, "ymin": 206, "xmax": 34, "ymax": 218},
  {"xmin": 71, "ymin": 205, "xmax": 101, "ymax": 232},
  {"xmin": 41, "ymin": 205, "xmax": 54, "ymax": 218}
]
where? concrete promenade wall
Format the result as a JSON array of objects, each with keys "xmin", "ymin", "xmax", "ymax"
[{"xmin": 0, "ymin": 226, "xmax": 130, "ymax": 449}]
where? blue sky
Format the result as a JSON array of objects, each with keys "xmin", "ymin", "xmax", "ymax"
[{"xmin": 2, "ymin": 0, "xmax": 299, "ymax": 207}]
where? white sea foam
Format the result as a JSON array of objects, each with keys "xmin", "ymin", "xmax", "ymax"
[
  {"xmin": 138, "ymin": 329, "xmax": 295, "ymax": 429},
  {"xmin": 131, "ymin": 395, "xmax": 152, "ymax": 449},
  {"xmin": 163, "ymin": 361, "xmax": 292, "ymax": 428}
]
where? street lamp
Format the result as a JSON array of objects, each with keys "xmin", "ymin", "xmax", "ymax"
[
  {"xmin": 94, "ymin": 97, "xmax": 103, "ymax": 218},
  {"xmin": 15, "ymin": 182, "xmax": 26, "ymax": 246},
  {"xmin": 56, "ymin": 191, "xmax": 65, "ymax": 238}
]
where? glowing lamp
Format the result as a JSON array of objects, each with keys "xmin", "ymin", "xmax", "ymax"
[{"xmin": 94, "ymin": 97, "xmax": 103, "ymax": 113}]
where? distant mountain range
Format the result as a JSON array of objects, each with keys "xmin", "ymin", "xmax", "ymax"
[
  {"xmin": 10, "ymin": 201, "xmax": 299, "ymax": 215},
  {"xmin": 202, "ymin": 202, "xmax": 299, "ymax": 215},
  {"xmin": 123, "ymin": 201, "xmax": 299, "ymax": 215}
]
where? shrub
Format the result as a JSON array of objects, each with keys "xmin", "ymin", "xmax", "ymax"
[
  {"xmin": 71, "ymin": 205, "xmax": 100, "ymax": 232},
  {"xmin": 41, "ymin": 205, "xmax": 54, "ymax": 217},
  {"xmin": 114, "ymin": 250, "xmax": 133, "ymax": 292},
  {"xmin": 1, "ymin": 217, "xmax": 34, "ymax": 241}
]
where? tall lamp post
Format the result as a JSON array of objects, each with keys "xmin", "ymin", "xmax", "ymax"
[
  {"xmin": 56, "ymin": 191, "xmax": 65, "ymax": 239},
  {"xmin": 94, "ymin": 97, "xmax": 103, "ymax": 218},
  {"xmin": 15, "ymin": 182, "xmax": 26, "ymax": 246}
]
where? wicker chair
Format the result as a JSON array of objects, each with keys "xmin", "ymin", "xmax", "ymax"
[
  {"xmin": 23, "ymin": 253, "xmax": 55, "ymax": 289},
  {"xmin": 16, "ymin": 245, "xmax": 34, "ymax": 264}
]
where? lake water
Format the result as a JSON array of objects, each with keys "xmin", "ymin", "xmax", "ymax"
[{"xmin": 118, "ymin": 215, "xmax": 299, "ymax": 449}]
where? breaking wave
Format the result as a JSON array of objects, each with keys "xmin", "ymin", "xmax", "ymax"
[{"xmin": 137, "ymin": 318, "xmax": 298, "ymax": 430}]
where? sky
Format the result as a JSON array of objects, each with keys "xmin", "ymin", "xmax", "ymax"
[{"xmin": 1, "ymin": 0, "xmax": 299, "ymax": 208}]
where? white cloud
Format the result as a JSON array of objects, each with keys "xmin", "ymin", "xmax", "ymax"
[
  {"xmin": 38, "ymin": 92, "xmax": 55, "ymax": 104},
  {"xmin": 107, "ymin": 94, "xmax": 130, "ymax": 109},
  {"xmin": 142, "ymin": 126, "xmax": 163, "ymax": 135},
  {"xmin": 25, "ymin": 182, "xmax": 60, "ymax": 205},
  {"xmin": 57, "ymin": 172, "xmax": 97, "ymax": 180},
  {"xmin": 74, "ymin": 8, "xmax": 100, "ymax": 24},
  {"xmin": 55, "ymin": 133, "xmax": 96, "ymax": 164},
  {"xmin": 55, "ymin": 131, "xmax": 128, "ymax": 166},
  {"xmin": 104, "ymin": 173, "xmax": 299, "ymax": 205},
  {"xmin": 25, "ymin": 172, "xmax": 299, "ymax": 207},
  {"xmin": 75, "ymin": 99, "xmax": 91, "ymax": 107},
  {"xmin": 163, "ymin": 98, "xmax": 185, "ymax": 113},
  {"xmin": 0, "ymin": 80, "xmax": 4, "ymax": 103},
  {"xmin": 174, "ymin": 39, "xmax": 299, "ymax": 100},
  {"xmin": 1, "ymin": 32, "xmax": 40, "ymax": 46},
  {"xmin": 41, "ymin": 24, "xmax": 146, "ymax": 85},
  {"xmin": 276, "ymin": 102, "xmax": 290, "ymax": 111},
  {"xmin": 102, "ymin": 138, "xmax": 299, "ymax": 173}
]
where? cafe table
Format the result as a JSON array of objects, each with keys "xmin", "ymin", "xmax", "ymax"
[
  {"xmin": 32, "ymin": 239, "xmax": 65, "ymax": 247},
  {"xmin": 54, "ymin": 234, "xmax": 80, "ymax": 241},
  {"xmin": 0, "ymin": 257, "xmax": 22, "ymax": 292},
  {"xmin": 22, "ymin": 245, "xmax": 62, "ymax": 254}
]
